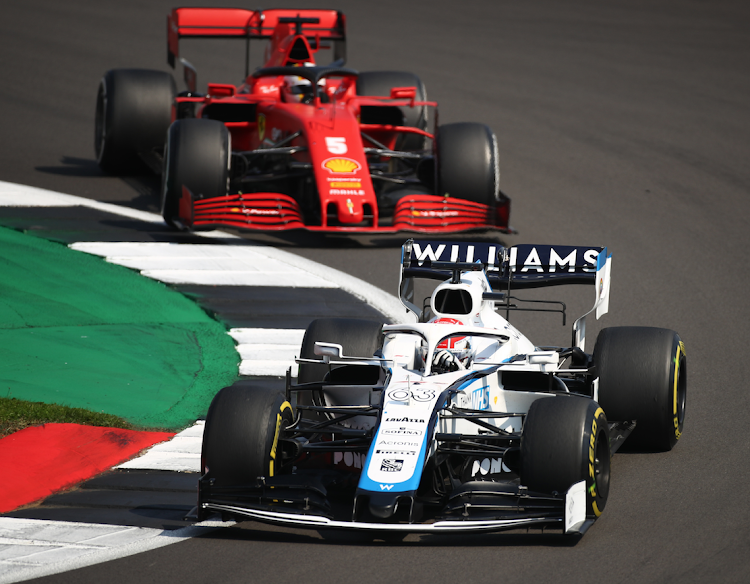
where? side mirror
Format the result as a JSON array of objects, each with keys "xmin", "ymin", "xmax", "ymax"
[
  {"xmin": 314, "ymin": 342, "xmax": 343, "ymax": 362},
  {"xmin": 390, "ymin": 86, "xmax": 417, "ymax": 100},
  {"xmin": 390, "ymin": 86, "xmax": 416, "ymax": 107}
]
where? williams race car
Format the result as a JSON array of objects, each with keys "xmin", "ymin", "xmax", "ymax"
[
  {"xmin": 196, "ymin": 240, "xmax": 686, "ymax": 535},
  {"xmin": 95, "ymin": 8, "xmax": 512, "ymax": 234}
]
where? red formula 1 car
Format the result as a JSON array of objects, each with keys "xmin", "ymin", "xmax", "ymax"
[{"xmin": 95, "ymin": 8, "xmax": 513, "ymax": 234}]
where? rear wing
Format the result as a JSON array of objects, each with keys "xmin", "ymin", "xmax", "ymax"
[
  {"xmin": 167, "ymin": 7, "xmax": 346, "ymax": 68},
  {"xmin": 399, "ymin": 239, "xmax": 612, "ymax": 349}
]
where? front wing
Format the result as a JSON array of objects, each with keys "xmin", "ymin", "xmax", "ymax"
[
  {"xmin": 197, "ymin": 478, "xmax": 593, "ymax": 535},
  {"xmin": 179, "ymin": 189, "xmax": 514, "ymax": 233}
]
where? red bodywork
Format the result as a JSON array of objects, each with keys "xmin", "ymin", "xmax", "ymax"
[{"xmin": 167, "ymin": 7, "xmax": 512, "ymax": 234}]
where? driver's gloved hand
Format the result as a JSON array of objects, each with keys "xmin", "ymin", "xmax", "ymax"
[{"xmin": 432, "ymin": 349, "xmax": 463, "ymax": 373}]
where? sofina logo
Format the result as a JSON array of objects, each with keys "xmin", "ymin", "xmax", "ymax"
[{"xmin": 322, "ymin": 157, "xmax": 361, "ymax": 174}]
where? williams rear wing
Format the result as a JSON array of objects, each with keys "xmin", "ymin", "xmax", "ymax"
[
  {"xmin": 399, "ymin": 239, "xmax": 612, "ymax": 349},
  {"xmin": 167, "ymin": 7, "xmax": 346, "ymax": 68}
]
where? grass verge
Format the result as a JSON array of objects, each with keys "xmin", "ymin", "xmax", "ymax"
[{"xmin": 0, "ymin": 397, "xmax": 149, "ymax": 438}]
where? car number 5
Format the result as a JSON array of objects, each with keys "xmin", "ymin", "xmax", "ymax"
[{"xmin": 325, "ymin": 137, "xmax": 348, "ymax": 154}]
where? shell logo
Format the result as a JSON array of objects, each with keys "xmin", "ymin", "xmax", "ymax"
[{"xmin": 322, "ymin": 157, "xmax": 361, "ymax": 174}]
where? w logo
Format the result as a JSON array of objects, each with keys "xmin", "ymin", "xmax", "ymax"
[{"xmin": 380, "ymin": 484, "xmax": 394, "ymax": 491}]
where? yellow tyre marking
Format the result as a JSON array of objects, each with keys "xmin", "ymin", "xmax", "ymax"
[
  {"xmin": 590, "ymin": 407, "xmax": 606, "ymax": 516},
  {"xmin": 269, "ymin": 401, "xmax": 293, "ymax": 477},
  {"xmin": 672, "ymin": 343, "xmax": 684, "ymax": 440},
  {"xmin": 673, "ymin": 344, "xmax": 682, "ymax": 416}
]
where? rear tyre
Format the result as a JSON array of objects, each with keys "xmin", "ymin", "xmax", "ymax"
[
  {"xmin": 201, "ymin": 384, "xmax": 293, "ymax": 486},
  {"xmin": 95, "ymin": 69, "xmax": 176, "ymax": 174},
  {"xmin": 521, "ymin": 396, "xmax": 610, "ymax": 520},
  {"xmin": 161, "ymin": 118, "xmax": 230, "ymax": 227},
  {"xmin": 356, "ymin": 71, "xmax": 428, "ymax": 151},
  {"xmin": 297, "ymin": 318, "xmax": 384, "ymax": 384},
  {"xmin": 435, "ymin": 122, "xmax": 500, "ymax": 205},
  {"xmin": 594, "ymin": 326, "xmax": 686, "ymax": 451}
]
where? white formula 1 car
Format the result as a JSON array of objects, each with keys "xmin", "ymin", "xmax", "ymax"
[{"xmin": 197, "ymin": 239, "xmax": 686, "ymax": 536}]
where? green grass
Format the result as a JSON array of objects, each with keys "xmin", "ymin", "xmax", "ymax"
[{"xmin": 0, "ymin": 397, "xmax": 146, "ymax": 438}]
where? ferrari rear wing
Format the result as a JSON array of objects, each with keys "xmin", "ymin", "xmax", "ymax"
[
  {"xmin": 167, "ymin": 7, "xmax": 346, "ymax": 67},
  {"xmin": 399, "ymin": 239, "xmax": 612, "ymax": 349}
]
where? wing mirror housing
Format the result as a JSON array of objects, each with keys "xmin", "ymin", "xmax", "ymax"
[{"xmin": 314, "ymin": 342, "xmax": 343, "ymax": 362}]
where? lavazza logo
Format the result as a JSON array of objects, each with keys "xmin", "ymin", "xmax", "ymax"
[{"xmin": 385, "ymin": 417, "xmax": 424, "ymax": 424}]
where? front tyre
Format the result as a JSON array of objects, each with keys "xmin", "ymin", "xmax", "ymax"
[
  {"xmin": 435, "ymin": 122, "xmax": 500, "ymax": 206},
  {"xmin": 95, "ymin": 69, "xmax": 176, "ymax": 174},
  {"xmin": 161, "ymin": 118, "xmax": 230, "ymax": 228},
  {"xmin": 201, "ymin": 384, "xmax": 293, "ymax": 486},
  {"xmin": 594, "ymin": 327, "xmax": 686, "ymax": 451},
  {"xmin": 521, "ymin": 396, "xmax": 610, "ymax": 520}
]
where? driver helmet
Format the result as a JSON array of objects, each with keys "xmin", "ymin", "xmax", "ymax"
[
  {"xmin": 425, "ymin": 317, "xmax": 473, "ymax": 373},
  {"xmin": 282, "ymin": 64, "xmax": 325, "ymax": 104}
]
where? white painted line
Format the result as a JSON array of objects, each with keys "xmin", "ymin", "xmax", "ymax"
[
  {"xmin": 69, "ymin": 242, "xmax": 339, "ymax": 288},
  {"xmin": 230, "ymin": 328, "xmax": 305, "ymax": 377},
  {"xmin": 239, "ymin": 359, "xmax": 297, "ymax": 377},
  {"xmin": 236, "ymin": 343, "xmax": 297, "ymax": 361},
  {"xmin": 0, "ymin": 517, "xmax": 232, "ymax": 584},
  {"xmin": 142, "ymin": 269, "xmax": 338, "ymax": 287},
  {"xmin": 115, "ymin": 451, "xmax": 201, "ymax": 473},
  {"xmin": 228, "ymin": 328, "xmax": 306, "ymax": 345},
  {"xmin": 116, "ymin": 422, "xmax": 203, "ymax": 472}
]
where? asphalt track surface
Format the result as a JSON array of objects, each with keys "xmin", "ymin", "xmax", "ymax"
[{"xmin": 2, "ymin": 0, "xmax": 750, "ymax": 582}]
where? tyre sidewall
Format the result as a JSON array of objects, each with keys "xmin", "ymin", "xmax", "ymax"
[
  {"xmin": 436, "ymin": 122, "xmax": 499, "ymax": 205},
  {"xmin": 521, "ymin": 396, "xmax": 610, "ymax": 519},
  {"xmin": 202, "ymin": 385, "xmax": 293, "ymax": 485},
  {"xmin": 595, "ymin": 326, "xmax": 686, "ymax": 451},
  {"xmin": 96, "ymin": 69, "xmax": 176, "ymax": 174},
  {"xmin": 161, "ymin": 118, "xmax": 230, "ymax": 224}
]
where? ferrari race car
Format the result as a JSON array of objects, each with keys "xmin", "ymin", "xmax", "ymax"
[
  {"xmin": 94, "ymin": 8, "xmax": 512, "ymax": 234},
  {"xmin": 196, "ymin": 240, "xmax": 687, "ymax": 535}
]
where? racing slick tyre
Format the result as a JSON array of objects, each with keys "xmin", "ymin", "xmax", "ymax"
[
  {"xmin": 594, "ymin": 326, "xmax": 686, "ymax": 451},
  {"xmin": 435, "ymin": 122, "xmax": 500, "ymax": 206},
  {"xmin": 297, "ymin": 318, "xmax": 384, "ymax": 384},
  {"xmin": 202, "ymin": 384, "xmax": 293, "ymax": 486},
  {"xmin": 95, "ymin": 69, "xmax": 176, "ymax": 174},
  {"xmin": 161, "ymin": 118, "xmax": 230, "ymax": 228},
  {"xmin": 521, "ymin": 396, "xmax": 610, "ymax": 520},
  {"xmin": 356, "ymin": 71, "xmax": 428, "ymax": 151}
]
